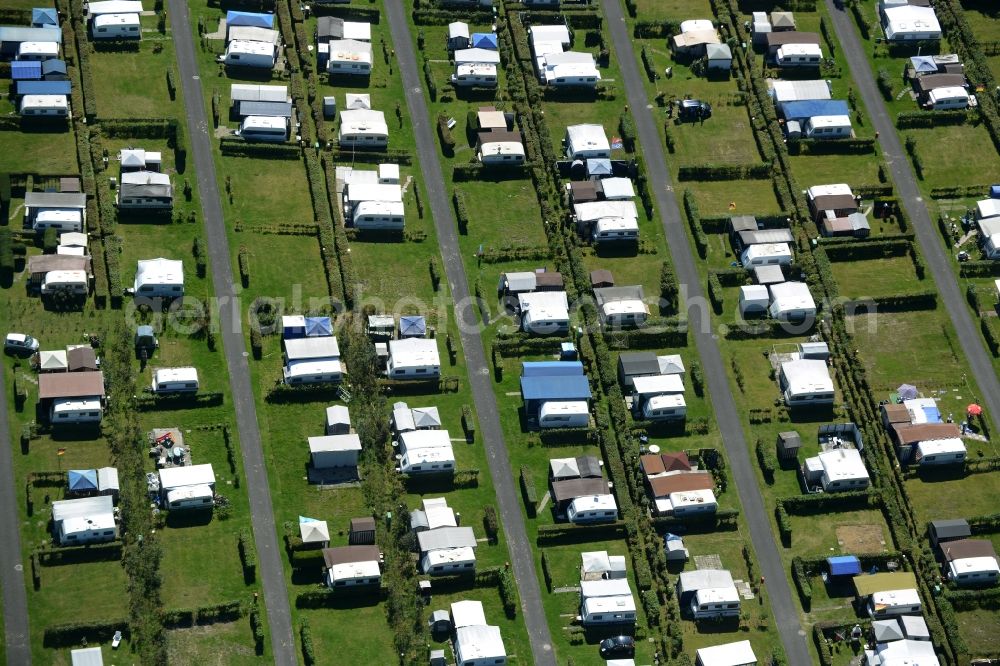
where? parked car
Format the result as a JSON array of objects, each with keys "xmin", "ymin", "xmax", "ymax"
[
  {"xmin": 599, "ymin": 635, "xmax": 635, "ymax": 658},
  {"xmin": 678, "ymin": 99, "xmax": 712, "ymax": 122},
  {"xmin": 4, "ymin": 333, "xmax": 40, "ymax": 355}
]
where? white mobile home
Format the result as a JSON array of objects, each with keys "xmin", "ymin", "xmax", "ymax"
[
  {"xmin": 41, "ymin": 269, "xmax": 88, "ymax": 296},
  {"xmin": 34, "ymin": 209, "xmax": 82, "ymax": 233},
  {"xmin": 915, "ymin": 437, "xmax": 967, "ymax": 465},
  {"xmin": 632, "ymin": 374, "xmax": 685, "ymax": 400},
  {"xmin": 868, "ymin": 588, "xmax": 922, "ymax": 618},
  {"xmin": 454, "ymin": 625, "xmax": 507, "ymax": 666},
  {"xmin": 696, "ymin": 640, "xmax": 757, "ymax": 666},
  {"xmin": 775, "ymin": 43, "xmax": 822, "ymax": 67},
  {"xmin": 567, "ymin": 494, "xmax": 618, "ymax": 523},
  {"xmin": 309, "ymin": 434, "xmax": 362, "ymax": 469},
  {"xmin": 240, "ymin": 115, "xmax": 289, "ymax": 142},
  {"xmin": 538, "ymin": 400, "xmax": 590, "ymax": 429},
  {"xmin": 882, "ymin": 5, "xmax": 941, "ymax": 41},
  {"xmin": 133, "ymin": 258, "xmax": 184, "ymax": 298},
  {"xmin": 739, "ymin": 285, "xmax": 770, "ymax": 317},
  {"xmin": 92, "ymin": 13, "xmax": 140, "ymax": 39},
  {"xmin": 51, "ymin": 398, "xmax": 103, "ymax": 424},
  {"xmin": 323, "ymin": 545, "xmax": 381, "ymax": 588},
  {"xmin": 158, "ymin": 463, "xmax": 216, "ymax": 510},
  {"xmin": 926, "ymin": 86, "xmax": 970, "ymax": 110},
  {"xmin": 398, "ymin": 429, "xmax": 455, "ymax": 474},
  {"xmin": 594, "ymin": 286, "xmax": 649, "ymax": 328},
  {"xmin": 283, "ymin": 358, "xmax": 344, "ymax": 384},
  {"xmin": 642, "ymin": 394, "xmax": 687, "ymax": 421},
  {"xmin": 151, "ymin": 367, "xmax": 199, "ymax": 393},
  {"xmin": 580, "ymin": 594, "xmax": 637, "ymax": 626},
  {"xmin": 741, "ymin": 242, "xmax": 792, "ymax": 268},
  {"xmin": 20, "ymin": 93, "xmax": 68, "ymax": 116},
  {"xmin": 780, "ymin": 358, "xmax": 834, "ymax": 406},
  {"xmin": 805, "ymin": 114, "xmax": 852, "ymax": 139},
  {"xmin": 227, "ymin": 26, "xmax": 279, "ymax": 46},
  {"xmin": 565, "ymin": 124, "xmax": 611, "ymax": 159},
  {"xmin": 669, "ymin": 489, "xmax": 718, "ymax": 517},
  {"xmin": 18, "ymin": 41, "xmax": 59, "ymax": 60},
  {"xmin": 803, "ymin": 449, "xmax": 870, "ymax": 491},
  {"xmin": 478, "ymin": 137, "xmax": 526, "ymax": 165},
  {"xmin": 768, "ymin": 281, "xmax": 816, "ymax": 322},
  {"xmin": 328, "ymin": 39, "xmax": 373, "ymax": 75},
  {"xmin": 338, "ymin": 108, "xmax": 388, "ymax": 147},
  {"xmin": 452, "ymin": 63, "xmax": 498, "ymax": 87},
  {"xmin": 221, "ymin": 39, "xmax": 276, "ymax": 68},
  {"xmin": 118, "ymin": 171, "xmax": 173, "ymax": 209},
  {"xmin": 691, "ymin": 586, "xmax": 741, "ymax": 619},
  {"xmin": 592, "ymin": 216, "xmax": 640, "ymax": 242},
  {"xmin": 417, "ymin": 526, "xmax": 477, "ymax": 574},
  {"xmin": 387, "ymin": 338, "xmax": 440, "ymax": 379},
  {"xmin": 518, "ymin": 291, "xmax": 570, "ymax": 335},
  {"xmin": 352, "ymin": 200, "xmax": 404, "ymax": 230},
  {"xmin": 52, "ymin": 495, "xmax": 117, "ymax": 545},
  {"xmin": 948, "ymin": 556, "xmax": 1000, "ymax": 587},
  {"xmin": 541, "ymin": 52, "xmax": 600, "ymax": 87}
]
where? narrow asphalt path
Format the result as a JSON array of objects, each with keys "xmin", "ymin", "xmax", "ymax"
[
  {"xmin": 0, "ymin": 364, "xmax": 31, "ymax": 665},
  {"xmin": 601, "ymin": 0, "xmax": 812, "ymax": 661},
  {"xmin": 384, "ymin": 2, "xmax": 556, "ymax": 663},
  {"xmin": 166, "ymin": 2, "xmax": 296, "ymax": 662},
  {"xmin": 825, "ymin": 0, "xmax": 1000, "ymax": 435}
]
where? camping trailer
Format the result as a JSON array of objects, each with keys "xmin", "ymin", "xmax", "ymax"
[
  {"xmin": 20, "ymin": 94, "xmax": 68, "ymax": 116},
  {"xmin": 33, "ymin": 209, "xmax": 83, "ymax": 233},
  {"xmin": 538, "ymin": 400, "xmax": 590, "ymax": 429},
  {"xmin": 92, "ymin": 13, "xmax": 141, "ymax": 38},
  {"xmin": 240, "ymin": 115, "xmax": 288, "ymax": 142},
  {"xmin": 51, "ymin": 398, "xmax": 103, "ymax": 424},
  {"xmin": 151, "ymin": 367, "xmax": 199, "ymax": 393},
  {"xmin": 927, "ymin": 86, "xmax": 971, "ymax": 110},
  {"xmin": 804, "ymin": 115, "xmax": 852, "ymax": 139},
  {"xmin": 221, "ymin": 40, "xmax": 276, "ymax": 68},
  {"xmin": 41, "ymin": 269, "xmax": 88, "ymax": 296},
  {"xmin": 566, "ymin": 494, "xmax": 618, "ymax": 523}
]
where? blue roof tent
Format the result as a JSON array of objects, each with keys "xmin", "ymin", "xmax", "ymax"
[
  {"xmin": 827, "ymin": 555, "xmax": 862, "ymax": 577},
  {"xmin": 399, "ymin": 315, "xmax": 427, "ymax": 338},
  {"xmin": 471, "ymin": 33, "xmax": 498, "ymax": 50},
  {"xmin": 32, "ymin": 7, "xmax": 59, "ymax": 26},
  {"xmin": 226, "ymin": 10, "xmax": 274, "ymax": 29},
  {"xmin": 41, "ymin": 59, "xmax": 67, "ymax": 77},
  {"xmin": 304, "ymin": 316, "xmax": 333, "ymax": 337},
  {"xmin": 17, "ymin": 80, "xmax": 71, "ymax": 96},
  {"xmin": 520, "ymin": 374, "xmax": 592, "ymax": 417},
  {"xmin": 68, "ymin": 469, "xmax": 99, "ymax": 493},
  {"xmin": 586, "ymin": 158, "xmax": 612, "ymax": 178},
  {"xmin": 521, "ymin": 361, "xmax": 584, "ymax": 377},
  {"xmin": 11, "ymin": 61, "xmax": 42, "ymax": 81},
  {"xmin": 779, "ymin": 99, "xmax": 850, "ymax": 122},
  {"xmin": 990, "ymin": 185, "xmax": 1000, "ymax": 199},
  {"xmin": 910, "ymin": 55, "xmax": 937, "ymax": 74}
]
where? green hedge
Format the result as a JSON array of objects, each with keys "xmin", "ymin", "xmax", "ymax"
[
  {"xmin": 519, "ymin": 465, "xmax": 537, "ymax": 517},
  {"xmin": 498, "ymin": 567, "xmax": 518, "ymax": 618},
  {"xmin": 238, "ymin": 530, "xmax": 256, "ymax": 583},
  {"xmin": 677, "ymin": 162, "xmax": 770, "ymax": 181},
  {"xmin": 960, "ymin": 261, "xmax": 1000, "ymax": 278},
  {"xmin": 791, "ymin": 137, "xmax": 877, "ymax": 155},
  {"xmin": 535, "ymin": 521, "xmax": 626, "ymax": 545},
  {"xmin": 220, "ymin": 138, "xmax": 300, "ymax": 159},
  {"xmin": 44, "ymin": 619, "xmax": 127, "ymax": 647},
  {"xmin": 896, "ymin": 110, "xmax": 970, "ymax": 128},
  {"xmin": 755, "ymin": 437, "xmax": 776, "ymax": 484},
  {"xmin": 682, "ymin": 189, "xmax": 707, "ymax": 258}
]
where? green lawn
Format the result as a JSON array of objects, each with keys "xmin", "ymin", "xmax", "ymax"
[
  {"xmin": 91, "ymin": 17, "xmax": 180, "ymax": 119},
  {"xmin": 905, "ymin": 124, "xmax": 1000, "ymax": 191},
  {"xmin": 786, "ymin": 509, "xmax": 891, "ymax": 558},
  {"xmin": 224, "ymin": 159, "xmax": 316, "ymax": 227},
  {"xmin": 904, "ymin": 473, "xmax": 1000, "ymax": 526},
  {"xmin": 689, "ymin": 180, "xmax": 783, "ymax": 217},
  {"xmin": 955, "ymin": 607, "xmax": 1000, "ymax": 656},
  {"xmin": 166, "ymin": 618, "xmax": 264, "ymax": 665},
  {"xmin": 788, "ymin": 152, "xmax": 882, "ymax": 188},
  {"xmin": 829, "ymin": 255, "xmax": 921, "ymax": 299},
  {"xmin": 0, "ymin": 130, "xmax": 78, "ymax": 174}
]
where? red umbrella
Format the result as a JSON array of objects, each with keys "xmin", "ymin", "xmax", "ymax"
[{"xmin": 967, "ymin": 404, "xmax": 983, "ymax": 416}]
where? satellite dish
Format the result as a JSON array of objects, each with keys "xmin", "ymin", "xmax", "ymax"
[{"xmin": 648, "ymin": 444, "xmax": 661, "ymax": 454}]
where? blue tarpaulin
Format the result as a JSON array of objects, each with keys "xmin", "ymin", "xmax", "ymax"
[
  {"xmin": 827, "ymin": 555, "xmax": 862, "ymax": 576},
  {"xmin": 11, "ymin": 61, "xmax": 42, "ymax": 81},
  {"xmin": 68, "ymin": 469, "xmax": 98, "ymax": 493},
  {"xmin": 304, "ymin": 316, "xmax": 332, "ymax": 337},
  {"xmin": 42, "ymin": 59, "xmax": 67, "ymax": 76},
  {"xmin": 990, "ymin": 185, "xmax": 1000, "ymax": 199},
  {"xmin": 471, "ymin": 33, "xmax": 498, "ymax": 49},
  {"xmin": 399, "ymin": 315, "xmax": 426, "ymax": 338},
  {"xmin": 226, "ymin": 10, "xmax": 274, "ymax": 29},
  {"xmin": 17, "ymin": 80, "xmax": 70, "ymax": 96},
  {"xmin": 520, "ymin": 375, "xmax": 592, "ymax": 401},
  {"xmin": 779, "ymin": 99, "xmax": 850, "ymax": 121},
  {"xmin": 521, "ymin": 361, "xmax": 583, "ymax": 377},
  {"xmin": 32, "ymin": 7, "xmax": 58, "ymax": 26}
]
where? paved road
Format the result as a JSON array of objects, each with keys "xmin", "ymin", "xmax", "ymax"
[
  {"xmin": 384, "ymin": 2, "xmax": 557, "ymax": 664},
  {"xmin": 166, "ymin": 1, "xmax": 296, "ymax": 663},
  {"xmin": 0, "ymin": 364, "xmax": 31, "ymax": 665},
  {"xmin": 600, "ymin": 0, "xmax": 813, "ymax": 662},
  {"xmin": 825, "ymin": 0, "xmax": 1000, "ymax": 436}
]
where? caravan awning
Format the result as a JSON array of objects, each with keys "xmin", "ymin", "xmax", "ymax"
[{"xmin": 853, "ymin": 571, "xmax": 917, "ymax": 597}]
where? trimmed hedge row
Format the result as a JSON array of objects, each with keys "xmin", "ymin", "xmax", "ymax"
[
  {"xmin": 535, "ymin": 521, "xmax": 626, "ymax": 545},
  {"xmin": 677, "ymin": 162, "xmax": 770, "ymax": 181},
  {"xmin": 220, "ymin": 138, "xmax": 301, "ymax": 159},
  {"xmin": 682, "ymin": 189, "xmax": 708, "ymax": 258},
  {"xmin": 44, "ymin": 619, "xmax": 128, "ymax": 647},
  {"xmin": 896, "ymin": 110, "xmax": 970, "ymax": 128},
  {"xmin": 519, "ymin": 465, "xmax": 537, "ymax": 517}
]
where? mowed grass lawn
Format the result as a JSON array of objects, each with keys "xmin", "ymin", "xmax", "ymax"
[
  {"xmin": 670, "ymin": 102, "xmax": 762, "ymax": 166},
  {"xmin": 955, "ymin": 607, "xmax": 1000, "ymax": 656},
  {"xmin": 299, "ymin": 603, "xmax": 398, "ymax": 666},
  {"xmin": 690, "ymin": 180, "xmax": 782, "ymax": 217},
  {"xmin": 91, "ymin": 22, "xmax": 179, "ymax": 118},
  {"xmin": 224, "ymin": 159, "xmax": 316, "ymax": 227},
  {"xmin": 458, "ymin": 178, "xmax": 548, "ymax": 249},
  {"xmin": 904, "ymin": 472, "xmax": 1000, "ymax": 526},
  {"xmin": 0, "ymin": 130, "xmax": 78, "ymax": 174},
  {"xmin": 786, "ymin": 509, "xmax": 891, "ymax": 557},
  {"xmin": 788, "ymin": 152, "xmax": 882, "ymax": 188},
  {"xmin": 829, "ymin": 256, "xmax": 921, "ymax": 298},
  {"xmin": 166, "ymin": 618, "xmax": 263, "ymax": 665},
  {"xmin": 632, "ymin": 0, "xmax": 712, "ymax": 21},
  {"xmin": 906, "ymin": 124, "xmax": 1000, "ymax": 190}
]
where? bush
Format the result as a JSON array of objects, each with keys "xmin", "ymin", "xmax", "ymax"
[
  {"xmin": 453, "ymin": 189, "xmax": 470, "ymax": 234},
  {"xmin": 250, "ymin": 608, "xmax": 264, "ymax": 653},
  {"xmin": 682, "ymin": 189, "xmax": 707, "ymax": 258},
  {"xmin": 659, "ymin": 261, "xmax": 678, "ymax": 314},
  {"xmin": 429, "ymin": 257, "xmax": 441, "ymax": 291},
  {"xmin": 436, "ymin": 113, "xmax": 456, "ymax": 156},
  {"xmin": 461, "ymin": 404, "xmax": 475, "ymax": 441},
  {"xmin": 423, "ymin": 60, "xmax": 437, "ymax": 101},
  {"xmin": 0, "ymin": 228, "xmax": 13, "ymax": 273},
  {"xmin": 250, "ymin": 327, "xmax": 263, "ymax": 360},
  {"xmin": 677, "ymin": 162, "xmax": 770, "ymax": 181},
  {"xmin": 43, "ymin": 620, "xmax": 126, "ymax": 647},
  {"xmin": 238, "ymin": 530, "xmax": 256, "ymax": 583},
  {"xmin": 877, "ymin": 68, "xmax": 893, "ymax": 100},
  {"xmin": 691, "ymin": 361, "xmax": 704, "ymax": 397},
  {"xmin": 519, "ymin": 465, "xmax": 537, "ymax": 517},
  {"xmin": 498, "ymin": 567, "xmax": 518, "ymax": 618},
  {"xmin": 756, "ymin": 437, "xmax": 777, "ymax": 484},
  {"xmin": 192, "ymin": 237, "xmax": 207, "ymax": 278},
  {"xmin": 166, "ymin": 69, "xmax": 176, "ymax": 101},
  {"xmin": 483, "ymin": 506, "xmax": 499, "ymax": 544},
  {"xmin": 238, "ymin": 245, "xmax": 250, "ymax": 287},
  {"xmin": 618, "ymin": 110, "xmax": 636, "ymax": 152},
  {"xmin": 707, "ymin": 273, "xmax": 723, "ymax": 314},
  {"xmin": 300, "ymin": 620, "xmax": 316, "ymax": 665}
]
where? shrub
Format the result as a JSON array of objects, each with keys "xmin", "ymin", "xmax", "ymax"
[
  {"xmin": 42, "ymin": 227, "xmax": 58, "ymax": 253},
  {"xmin": 519, "ymin": 465, "xmax": 537, "ymax": 517},
  {"xmin": 691, "ymin": 361, "xmax": 704, "ymax": 397},
  {"xmin": 300, "ymin": 620, "xmax": 316, "ymax": 665},
  {"xmin": 250, "ymin": 608, "xmax": 264, "ymax": 653},
  {"xmin": 618, "ymin": 110, "xmax": 636, "ymax": 152},
  {"xmin": 461, "ymin": 404, "xmax": 475, "ymax": 441},
  {"xmin": 483, "ymin": 506, "xmax": 499, "ymax": 544},
  {"xmin": 238, "ymin": 245, "xmax": 250, "ymax": 287},
  {"xmin": 423, "ymin": 60, "xmax": 437, "ymax": 101},
  {"xmin": 250, "ymin": 327, "xmax": 263, "ymax": 360},
  {"xmin": 876, "ymin": 68, "xmax": 893, "ymax": 100},
  {"xmin": 238, "ymin": 530, "xmax": 257, "ymax": 583},
  {"xmin": 436, "ymin": 113, "xmax": 456, "ymax": 156},
  {"xmin": 0, "ymin": 228, "xmax": 13, "ymax": 273},
  {"xmin": 498, "ymin": 567, "xmax": 518, "ymax": 618},
  {"xmin": 429, "ymin": 257, "xmax": 441, "ymax": 291},
  {"xmin": 707, "ymin": 273, "xmax": 723, "ymax": 314},
  {"xmin": 659, "ymin": 261, "xmax": 678, "ymax": 314},
  {"xmin": 166, "ymin": 69, "xmax": 176, "ymax": 100},
  {"xmin": 755, "ymin": 438, "xmax": 777, "ymax": 484},
  {"xmin": 453, "ymin": 189, "xmax": 470, "ymax": 234},
  {"xmin": 192, "ymin": 237, "xmax": 207, "ymax": 278}
]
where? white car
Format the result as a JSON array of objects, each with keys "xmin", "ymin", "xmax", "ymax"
[{"xmin": 4, "ymin": 333, "xmax": 40, "ymax": 355}]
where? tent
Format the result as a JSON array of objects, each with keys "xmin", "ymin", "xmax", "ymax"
[
  {"xmin": 586, "ymin": 158, "xmax": 612, "ymax": 178},
  {"xmin": 304, "ymin": 316, "xmax": 333, "ymax": 337},
  {"xmin": 827, "ymin": 555, "xmax": 862, "ymax": 576},
  {"xmin": 411, "ymin": 406, "xmax": 442, "ymax": 429},
  {"xmin": 33, "ymin": 7, "xmax": 59, "ymax": 26},
  {"xmin": 471, "ymin": 33, "xmax": 498, "ymax": 49},
  {"xmin": 39, "ymin": 350, "xmax": 68, "ymax": 372},
  {"xmin": 872, "ymin": 618, "xmax": 905, "ymax": 642},
  {"xmin": 897, "ymin": 384, "xmax": 918, "ymax": 401},
  {"xmin": 225, "ymin": 10, "xmax": 274, "ymax": 29},
  {"xmin": 68, "ymin": 469, "xmax": 99, "ymax": 493},
  {"xmin": 399, "ymin": 315, "xmax": 427, "ymax": 338},
  {"xmin": 299, "ymin": 516, "xmax": 331, "ymax": 544},
  {"xmin": 909, "ymin": 55, "xmax": 937, "ymax": 74}
]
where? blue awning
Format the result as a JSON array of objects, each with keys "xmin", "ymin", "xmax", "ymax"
[
  {"xmin": 68, "ymin": 469, "xmax": 99, "ymax": 492},
  {"xmin": 779, "ymin": 99, "xmax": 850, "ymax": 122},
  {"xmin": 471, "ymin": 33, "xmax": 498, "ymax": 49},
  {"xmin": 304, "ymin": 316, "xmax": 332, "ymax": 337},
  {"xmin": 827, "ymin": 555, "xmax": 862, "ymax": 576},
  {"xmin": 17, "ymin": 80, "xmax": 71, "ymax": 96},
  {"xmin": 520, "ymin": 375, "xmax": 592, "ymax": 401},
  {"xmin": 522, "ymin": 361, "xmax": 583, "ymax": 377},
  {"xmin": 226, "ymin": 10, "xmax": 274, "ymax": 29},
  {"xmin": 11, "ymin": 61, "xmax": 42, "ymax": 81}
]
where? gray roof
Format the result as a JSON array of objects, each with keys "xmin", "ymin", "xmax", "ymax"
[
  {"xmin": 25, "ymin": 191, "xmax": 86, "ymax": 209},
  {"xmin": 0, "ymin": 25, "xmax": 63, "ymax": 44},
  {"xmin": 706, "ymin": 43, "xmax": 732, "ymax": 59},
  {"xmin": 930, "ymin": 519, "xmax": 970, "ymax": 540},
  {"xmin": 575, "ymin": 455, "xmax": 602, "ymax": 478},
  {"xmin": 594, "ymin": 285, "xmax": 645, "ymax": 305},
  {"xmin": 729, "ymin": 215, "xmax": 758, "ymax": 233},
  {"xmin": 317, "ymin": 16, "xmax": 345, "ymax": 40},
  {"xmin": 618, "ymin": 351, "xmax": 659, "ymax": 376},
  {"xmin": 52, "ymin": 495, "xmax": 114, "ymax": 523},
  {"xmin": 739, "ymin": 228, "xmax": 794, "ymax": 246},
  {"xmin": 120, "ymin": 180, "xmax": 172, "ymax": 199},
  {"xmin": 677, "ymin": 569, "xmax": 734, "ymax": 594},
  {"xmin": 412, "ymin": 406, "xmax": 442, "ymax": 429},
  {"xmin": 754, "ymin": 264, "xmax": 785, "ymax": 285},
  {"xmin": 237, "ymin": 100, "xmax": 293, "ymax": 118},
  {"xmin": 872, "ymin": 619, "xmax": 904, "ymax": 642},
  {"xmin": 416, "ymin": 526, "xmax": 477, "ymax": 553}
]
